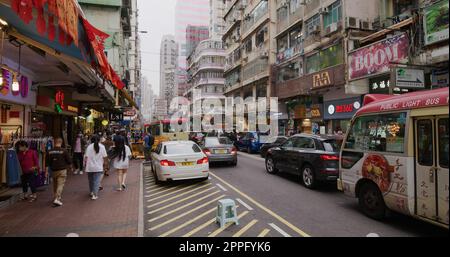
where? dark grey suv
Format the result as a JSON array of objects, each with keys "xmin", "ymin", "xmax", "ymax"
[{"xmin": 265, "ymin": 134, "xmax": 341, "ymax": 189}]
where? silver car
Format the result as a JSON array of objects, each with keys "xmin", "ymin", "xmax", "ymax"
[{"xmin": 201, "ymin": 137, "xmax": 237, "ymax": 166}]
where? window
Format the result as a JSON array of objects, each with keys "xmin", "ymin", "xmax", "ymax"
[
  {"xmin": 305, "ymin": 14, "xmax": 320, "ymax": 37},
  {"xmin": 244, "ymin": 38, "xmax": 253, "ymax": 53},
  {"xmin": 323, "ymin": 1, "xmax": 342, "ymax": 29},
  {"xmin": 322, "ymin": 139, "xmax": 340, "ymax": 152},
  {"xmin": 255, "ymin": 26, "xmax": 266, "ymax": 47},
  {"xmin": 345, "ymin": 113, "xmax": 407, "ymax": 153},
  {"xmin": 417, "ymin": 119, "xmax": 433, "ymax": 166},
  {"xmin": 277, "ymin": 6, "xmax": 288, "ymax": 23},
  {"xmin": 290, "ymin": 0, "xmax": 301, "ymax": 14},
  {"xmin": 438, "ymin": 118, "xmax": 449, "ymax": 168},
  {"xmin": 306, "ymin": 53, "xmax": 320, "ymax": 74},
  {"xmin": 277, "ymin": 62, "xmax": 300, "ymax": 82},
  {"xmin": 277, "ymin": 34, "xmax": 289, "ymax": 53},
  {"xmin": 283, "ymin": 138, "xmax": 295, "ymax": 148},
  {"xmin": 294, "ymin": 137, "xmax": 315, "ymax": 149}
]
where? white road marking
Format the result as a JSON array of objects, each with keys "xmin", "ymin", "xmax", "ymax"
[
  {"xmin": 367, "ymin": 233, "xmax": 380, "ymax": 237},
  {"xmin": 66, "ymin": 233, "xmax": 79, "ymax": 237},
  {"xmin": 216, "ymin": 183, "xmax": 228, "ymax": 192},
  {"xmin": 269, "ymin": 223, "xmax": 291, "ymax": 237},
  {"xmin": 236, "ymin": 198, "xmax": 253, "ymax": 211},
  {"xmin": 138, "ymin": 163, "xmax": 144, "ymax": 237}
]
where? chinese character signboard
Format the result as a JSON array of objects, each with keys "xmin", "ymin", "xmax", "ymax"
[
  {"xmin": 424, "ymin": 0, "xmax": 449, "ymax": 45},
  {"xmin": 312, "ymin": 71, "xmax": 332, "ymax": 89},
  {"xmin": 348, "ymin": 33, "xmax": 409, "ymax": 81}
]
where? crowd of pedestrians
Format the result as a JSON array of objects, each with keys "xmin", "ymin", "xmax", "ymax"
[{"xmin": 15, "ymin": 128, "xmax": 134, "ymax": 207}]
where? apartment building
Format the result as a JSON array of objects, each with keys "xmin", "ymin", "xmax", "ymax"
[
  {"xmin": 273, "ymin": 0, "xmax": 448, "ymax": 136},
  {"xmin": 210, "ymin": 0, "xmax": 228, "ymax": 39},
  {"xmin": 186, "ymin": 25, "xmax": 211, "ymax": 60},
  {"xmin": 159, "ymin": 35, "xmax": 179, "ymax": 115}
]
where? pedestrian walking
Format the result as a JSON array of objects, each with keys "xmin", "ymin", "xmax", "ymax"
[
  {"xmin": 16, "ymin": 141, "xmax": 40, "ymax": 202},
  {"xmin": 143, "ymin": 131, "xmax": 154, "ymax": 162},
  {"xmin": 46, "ymin": 138, "xmax": 72, "ymax": 207},
  {"xmin": 112, "ymin": 136, "xmax": 132, "ymax": 191},
  {"xmin": 84, "ymin": 135, "xmax": 109, "ymax": 200},
  {"xmin": 73, "ymin": 131, "xmax": 86, "ymax": 175}
]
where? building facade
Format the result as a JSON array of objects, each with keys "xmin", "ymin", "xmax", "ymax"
[
  {"xmin": 186, "ymin": 25, "xmax": 210, "ymax": 58},
  {"xmin": 159, "ymin": 35, "xmax": 179, "ymax": 114},
  {"xmin": 140, "ymin": 77, "xmax": 153, "ymax": 123},
  {"xmin": 209, "ymin": 0, "xmax": 228, "ymax": 39}
]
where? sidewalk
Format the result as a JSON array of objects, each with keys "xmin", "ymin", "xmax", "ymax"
[{"xmin": 0, "ymin": 161, "xmax": 142, "ymax": 237}]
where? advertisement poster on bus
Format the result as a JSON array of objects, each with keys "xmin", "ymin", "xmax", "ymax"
[{"xmin": 348, "ymin": 33, "xmax": 409, "ymax": 81}]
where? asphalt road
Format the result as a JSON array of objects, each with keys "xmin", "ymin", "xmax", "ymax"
[
  {"xmin": 143, "ymin": 153, "xmax": 448, "ymax": 237},
  {"xmin": 210, "ymin": 152, "xmax": 448, "ymax": 237}
]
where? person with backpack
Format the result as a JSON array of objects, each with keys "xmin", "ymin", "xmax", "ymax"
[
  {"xmin": 46, "ymin": 138, "xmax": 72, "ymax": 207},
  {"xmin": 143, "ymin": 131, "xmax": 154, "ymax": 162},
  {"xmin": 84, "ymin": 135, "xmax": 108, "ymax": 200}
]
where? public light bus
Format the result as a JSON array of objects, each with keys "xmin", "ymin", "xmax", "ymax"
[
  {"xmin": 338, "ymin": 87, "xmax": 449, "ymax": 229},
  {"xmin": 144, "ymin": 119, "xmax": 189, "ymax": 149}
]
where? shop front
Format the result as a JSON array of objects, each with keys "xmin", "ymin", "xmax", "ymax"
[
  {"xmin": 34, "ymin": 87, "xmax": 79, "ymax": 148},
  {"xmin": 323, "ymin": 96, "xmax": 362, "ymax": 134}
]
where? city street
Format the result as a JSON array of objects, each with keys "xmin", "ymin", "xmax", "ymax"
[{"xmin": 144, "ymin": 153, "xmax": 448, "ymax": 237}]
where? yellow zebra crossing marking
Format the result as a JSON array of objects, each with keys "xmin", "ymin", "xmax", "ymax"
[
  {"xmin": 257, "ymin": 229, "xmax": 270, "ymax": 237},
  {"xmin": 149, "ymin": 190, "xmax": 221, "ymax": 222},
  {"xmin": 232, "ymin": 219, "xmax": 258, "ymax": 237},
  {"xmin": 158, "ymin": 207, "xmax": 217, "ymax": 237},
  {"xmin": 149, "ymin": 195, "xmax": 225, "ymax": 231},
  {"xmin": 208, "ymin": 211, "xmax": 249, "ymax": 237}
]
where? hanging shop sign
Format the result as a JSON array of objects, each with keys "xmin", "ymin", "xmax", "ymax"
[
  {"xmin": 324, "ymin": 97, "xmax": 362, "ymax": 120},
  {"xmin": 67, "ymin": 105, "xmax": 79, "ymax": 113},
  {"xmin": 395, "ymin": 68, "xmax": 425, "ymax": 89},
  {"xmin": 123, "ymin": 108, "xmax": 136, "ymax": 117},
  {"xmin": 369, "ymin": 75, "xmax": 391, "ymax": 94},
  {"xmin": 348, "ymin": 33, "xmax": 409, "ymax": 81},
  {"xmin": 311, "ymin": 105, "xmax": 323, "ymax": 119},
  {"xmin": 55, "ymin": 90, "xmax": 65, "ymax": 113},
  {"xmin": 312, "ymin": 71, "xmax": 332, "ymax": 89},
  {"xmin": 432, "ymin": 68, "xmax": 449, "ymax": 88},
  {"xmin": 424, "ymin": 0, "xmax": 449, "ymax": 45},
  {"xmin": 110, "ymin": 113, "xmax": 124, "ymax": 122}
]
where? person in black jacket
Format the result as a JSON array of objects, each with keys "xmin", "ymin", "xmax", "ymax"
[{"xmin": 46, "ymin": 138, "xmax": 72, "ymax": 207}]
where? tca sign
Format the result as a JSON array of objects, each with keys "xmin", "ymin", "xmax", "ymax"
[{"xmin": 312, "ymin": 71, "xmax": 332, "ymax": 89}]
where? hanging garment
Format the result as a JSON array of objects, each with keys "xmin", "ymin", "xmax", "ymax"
[
  {"xmin": 6, "ymin": 149, "xmax": 22, "ymax": 186},
  {"xmin": 0, "ymin": 150, "xmax": 6, "ymax": 184}
]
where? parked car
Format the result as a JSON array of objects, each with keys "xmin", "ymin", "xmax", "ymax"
[
  {"xmin": 236, "ymin": 132, "xmax": 270, "ymax": 154},
  {"xmin": 151, "ymin": 141, "xmax": 209, "ymax": 183},
  {"xmin": 189, "ymin": 132, "xmax": 205, "ymax": 145},
  {"xmin": 260, "ymin": 136, "xmax": 289, "ymax": 158},
  {"xmin": 265, "ymin": 134, "xmax": 341, "ymax": 189},
  {"xmin": 200, "ymin": 137, "xmax": 237, "ymax": 166}
]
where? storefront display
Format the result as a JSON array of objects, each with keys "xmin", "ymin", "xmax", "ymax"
[{"xmin": 324, "ymin": 96, "xmax": 362, "ymax": 134}]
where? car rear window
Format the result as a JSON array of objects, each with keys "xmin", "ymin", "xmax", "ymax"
[
  {"xmin": 164, "ymin": 144, "xmax": 202, "ymax": 155},
  {"xmin": 218, "ymin": 137, "xmax": 232, "ymax": 145},
  {"xmin": 323, "ymin": 140, "xmax": 340, "ymax": 152},
  {"xmin": 205, "ymin": 138, "xmax": 220, "ymax": 146}
]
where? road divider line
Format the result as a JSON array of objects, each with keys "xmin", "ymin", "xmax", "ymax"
[
  {"xmin": 216, "ymin": 184, "xmax": 227, "ymax": 192},
  {"xmin": 257, "ymin": 229, "xmax": 270, "ymax": 237},
  {"xmin": 148, "ymin": 195, "xmax": 226, "ymax": 231},
  {"xmin": 147, "ymin": 183, "xmax": 212, "ymax": 207},
  {"xmin": 146, "ymin": 185, "xmax": 159, "ymax": 190},
  {"xmin": 182, "ymin": 217, "xmax": 216, "ymax": 237},
  {"xmin": 236, "ymin": 198, "xmax": 253, "ymax": 211},
  {"xmin": 232, "ymin": 219, "xmax": 258, "ymax": 237},
  {"xmin": 208, "ymin": 211, "xmax": 249, "ymax": 237},
  {"xmin": 269, "ymin": 223, "xmax": 291, "ymax": 237},
  {"xmin": 148, "ymin": 183, "xmax": 201, "ymax": 200},
  {"xmin": 210, "ymin": 172, "xmax": 311, "ymax": 237},
  {"xmin": 148, "ymin": 187, "xmax": 216, "ymax": 214},
  {"xmin": 158, "ymin": 207, "xmax": 217, "ymax": 237},
  {"xmin": 149, "ymin": 190, "xmax": 221, "ymax": 222}
]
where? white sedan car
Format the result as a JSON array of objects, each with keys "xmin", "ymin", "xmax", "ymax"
[{"xmin": 151, "ymin": 141, "xmax": 209, "ymax": 183}]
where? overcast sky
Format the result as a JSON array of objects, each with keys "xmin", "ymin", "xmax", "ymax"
[{"xmin": 138, "ymin": 0, "xmax": 176, "ymax": 96}]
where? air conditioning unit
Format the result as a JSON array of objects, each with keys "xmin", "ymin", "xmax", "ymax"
[
  {"xmin": 326, "ymin": 22, "xmax": 339, "ymax": 34},
  {"xmin": 360, "ymin": 20, "xmax": 372, "ymax": 30},
  {"xmin": 345, "ymin": 16, "xmax": 360, "ymax": 29},
  {"xmin": 319, "ymin": 7, "xmax": 329, "ymax": 14},
  {"xmin": 311, "ymin": 25, "xmax": 321, "ymax": 34}
]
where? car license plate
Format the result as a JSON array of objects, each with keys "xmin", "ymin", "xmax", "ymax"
[
  {"xmin": 181, "ymin": 162, "xmax": 194, "ymax": 166},
  {"xmin": 215, "ymin": 149, "xmax": 227, "ymax": 154}
]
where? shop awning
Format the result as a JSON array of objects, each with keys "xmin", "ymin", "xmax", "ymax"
[
  {"xmin": 0, "ymin": 0, "xmax": 126, "ymax": 92},
  {"xmin": 359, "ymin": 17, "xmax": 414, "ymax": 45}
]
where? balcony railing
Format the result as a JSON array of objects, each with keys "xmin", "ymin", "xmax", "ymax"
[
  {"xmin": 242, "ymin": 0, "xmax": 269, "ymax": 34},
  {"xmin": 242, "ymin": 57, "xmax": 269, "ymax": 81},
  {"xmin": 276, "ymin": 43, "xmax": 303, "ymax": 64}
]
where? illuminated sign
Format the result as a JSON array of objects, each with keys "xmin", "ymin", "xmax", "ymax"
[
  {"xmin": 55, "ymin": 90, "xmax": 65, "ymax": 113},
  {"xmin": 67, "ymin": 105, "xmax": 79, "ymax": 113},
  {"xmin": 324, "ymin": 97, "xmax": 362, "ymax": 120}
]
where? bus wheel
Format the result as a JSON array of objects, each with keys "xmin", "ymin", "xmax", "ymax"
[{"xmin": 358, "ymin": 182, "xmax": 386, "ymax": 220}]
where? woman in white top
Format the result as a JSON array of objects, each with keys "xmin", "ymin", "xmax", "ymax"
[
  {"xmin": 84, "ymin": 135, "xmax": 109, "ymax": 200},
  {"xmin": 112, "ymin": 135, "xmax": 132, "ymax": 191}
]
